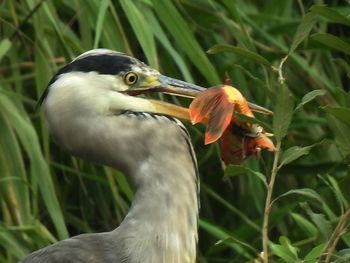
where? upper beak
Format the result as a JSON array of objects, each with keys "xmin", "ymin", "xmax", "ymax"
[{"xmin": 156, "ymin": 75, "xmax": 205, "ymax": 98}]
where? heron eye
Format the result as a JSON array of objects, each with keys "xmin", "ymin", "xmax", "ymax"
[{"xmin": 124, "ymin": 72, "xmax": 138, "ymax": 85}]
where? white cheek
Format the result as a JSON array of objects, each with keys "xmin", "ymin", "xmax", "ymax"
[
  {"xmin": 45, "ymin": 71, "xmax": 156, "ymax": 118},
  {"xmin": 50, "ymin": 72, "xmax": 128, "ymax": 93},
  {"xmin": 45, "ymin": 72, "xmax": 113, "ymax": 116},
  {"xmin": 111, "ymin": 77, "xmax": 128, "ymax": 91}
]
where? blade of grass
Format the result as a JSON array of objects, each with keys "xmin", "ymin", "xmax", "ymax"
[
  {"xmin": 0, "ymin": 95, "xmax": 68, "ymax": 240},
  {"xmin": 93, "ymin": 0, "xmax": 110, "ymax": 49},
  {"xmin": 152, "ymin": 0, "xmax": 220, "ymax": 84},
  {"xmin": 120, "ymin": 0, "xmax": 157, "ymax": 68}
]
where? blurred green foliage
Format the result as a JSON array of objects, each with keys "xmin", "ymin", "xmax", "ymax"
[{"xmin": 0, "ymin": 0, "xmax": 350, "ymax": 262}]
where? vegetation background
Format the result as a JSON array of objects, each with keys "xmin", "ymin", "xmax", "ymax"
[{"xmin": 1, "ymin": 0, "xmax": 350, "ymax": 262}]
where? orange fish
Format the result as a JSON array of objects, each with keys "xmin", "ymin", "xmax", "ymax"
[{"xmin": 189, "ymin": 83, "xmax": 275, "ymax": 164}]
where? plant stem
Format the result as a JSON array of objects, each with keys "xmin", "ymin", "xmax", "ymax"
[
  {"xmin": 262, "ymin": 141, "xmax": 281, "ymax": 263},
  {"xmin": 320, "ymin": 208, "xmax": 350, "ymax": 262},
  {"xmin": 272, "ymin": 56, "xmax": 288, "ymax": 85}
]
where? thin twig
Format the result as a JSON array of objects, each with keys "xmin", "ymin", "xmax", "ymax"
[
  {"xmin": 271, "ymin": 55, "xmax": 288, "ymax": 85},
  {"xmin": 277, "ymin": 56, "xmax": 288, "ymax": 84},
  {"xmin": 319, "ymin": 208, "xmax": 350, "ymax": 262},
  {"xmin": 297, "ymin": 0, "xmax": 306, "ymax": 16},
  {"xmin": 262, "ymin": 141, "xmax": 281, "ymax": 263},
  {"xmin": 0, "ymin": 57, "xmax": 66, "ymax": 73},
  {"xmin": 10, "ymin": 0, "xmax": 48, "ymax": 40}
]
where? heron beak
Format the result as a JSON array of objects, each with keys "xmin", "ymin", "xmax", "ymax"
[
  {"xmin": 141, "ymin": 75, "xmax": 202, "ymax": 120},
  {"xmin": 157, "ymin": 75, "xmax": 273, "ymax": 115},
  {"xmin": 126, "ymin": 74, "xmax": 272, "ymax": 118},
  {"xmin": 153, "ymin": 75, "xmax": 273, "ymax": 115}
]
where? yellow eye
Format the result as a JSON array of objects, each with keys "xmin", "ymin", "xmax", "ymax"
[{"xmin": 124, "ymin": 72, "xmax": 138, "ymax": 85}]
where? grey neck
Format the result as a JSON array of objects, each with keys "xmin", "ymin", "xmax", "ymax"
[
  {"xmin": 112, "ymin": 118, "xmax": 199, "ymax": 263},
  {"xmin": 45, "ymin": 104, "xmax": 199, "ymax": 262}
]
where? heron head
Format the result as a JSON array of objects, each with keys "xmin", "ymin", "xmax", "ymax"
[{"xmin": 39, "ymin": 49, "xmax": 204, "ymax": 121}]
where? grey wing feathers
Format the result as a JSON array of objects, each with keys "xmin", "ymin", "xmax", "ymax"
[{"xmin": 18, "ymin": 233, "xmax": 125, "ymax": 263}]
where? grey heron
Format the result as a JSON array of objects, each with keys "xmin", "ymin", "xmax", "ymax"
[
  {"xmin": 20, "ymin": 49, "xmax": 269, "ymax": 263},
  {"xmin": 20, "ymin": 49, "xmax": 202, "ymax": 263}
]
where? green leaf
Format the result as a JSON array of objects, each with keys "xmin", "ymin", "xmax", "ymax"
[
  {"xmin": 152, "ymin": 0, "xmax": 220, "ymax": 84},
  {"xmin": 270, "ymin": 244, "xmax": 296, "ymax": 262},
  {"xmin": 334, "ymin": 249, "xmax": 350, "ymax": 263},
  {"xmin": 120, "ymin": 0, "xmax": 157, "ymax": 68},
  {"xmin": 280, "ymin": 141, "xmax": 324, "ymax": 167},
  {"xmin": 275, "ymin": 188, "xmax": 324, "ymax": 205},
  {"xmin": 215, "ymin": 236, "xmax": 257, "ymax": 253},
  {"xmin": 302, "ymin": 203, "xmax": 332, "ymax": 240},
  {"xmin": 113, "ymin": 170, "xmax": 133, "ymax": 202},
  {"xmin": 290, "ymin": 213, "xmax": 318, "ymax": 237},
  {"xmin": 246, "ymin": 169, "xmax": 267, "ymax": 186},
  {"xmin": 279, "ymin": 236, "xmax": 299, "ymax": 259},
  {"xmin": 42, "ymin": 2, "xmax": 73, "ymax": 58},
  {"xmin": 199, "ymin": 219, "xmax": 249, "ymax": 257},
  {"xmin": 224, "ymin": 164, "xmax": 246, "ymax": 177},
  {"xmin": 327, "ymin": 175, "xmax": 348, "ymax": 211},
  {"xmin": 304, "ymin": 243, "xmax": 325, "ymax": 262},
  {"xmin": 326, "ymin": 114, "xmax": 350, "ymax": 157},
  {"xmin": 35, "ymin": 46, "xmax": 52, "ymax": 99},
  {"xmin": 289, "ymin": 12, "xmax": 317, "ymax": 54},
  {"xmin": 0, "ymin": 38, "xmax": 11, "ymax": 61},
  {"xmin": 207, "ymin": 44, "xmax": 272, "ymax": 67},
  {"xmin": 295, "ymin": 89, "xmax": 327, "ymax": 110},
  {"xmin": 334, "ymin": 58, "xmax": 350, "ymax": 78},
  {"xmin": 0, "ymin": 112, "xmax": 31, "ymax": 225},
  {"xmin": 0, "ymin": 95, "xmax": 68, "ymax": 240},
  {"xmin": 310, "ymin": 33, "xmax": 350, "ymax": 55},
  {"xmin": 309, "ymin": 213, "xmax": 332, "ymax": 240},
  {"xmin": 0, "ymin": 230, "xmax": 29, "ymax": 259},
  {"xmin": 273, "ymin": 84, "xmax": 294, "ymax": 142},
  {"xmin": 202, "ymin": 184, "xmax": 261, "ymax": 232},
  {"xmin": 93, "ymin": 0, "xmax": 110, "ymax": 48},
  {"xmin": 310, "ymin": 5, "xmax": 350, "ymax": 26},
  {"xmin": 323, "ymin": 106, "xmax": 350, "ymax": 127},
  {"xmin": 270, "ymin": 238, "xmax": 299, "ymax": 263},
  {"xmin": 224, "ymin": 165, "xmax": 267, "ymax": 185},
  {"xmin": 145, "ymin": 10, "xmax": 193, "ymax": 82}
]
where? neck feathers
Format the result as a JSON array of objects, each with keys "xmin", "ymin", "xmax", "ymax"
[{"xmin": 114, "ymin": 115, "xmax": 199, "ymax": 263}]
